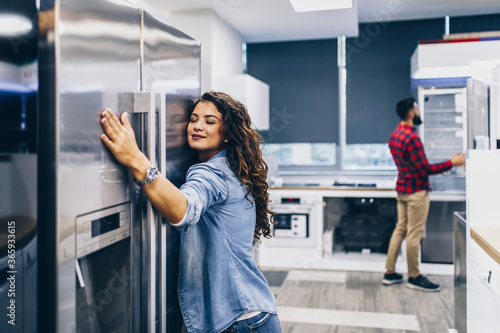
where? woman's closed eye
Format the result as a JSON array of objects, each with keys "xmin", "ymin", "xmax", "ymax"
[{"xmin": 190, "ymin": 118, "xmax": 215, "ymax": 125}]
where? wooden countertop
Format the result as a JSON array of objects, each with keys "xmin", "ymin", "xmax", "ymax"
[
  {"xmin": 471, "ymin": 226, "xmax": 500, "ymax": 265},
  {"xmin": 269, "ymin": 187, "xmax": 465, "ymax": 201}
]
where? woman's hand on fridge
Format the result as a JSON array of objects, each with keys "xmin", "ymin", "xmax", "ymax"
[{"xmin": 100, "ymin": 108, "xmax": 149, "ymax": 171}]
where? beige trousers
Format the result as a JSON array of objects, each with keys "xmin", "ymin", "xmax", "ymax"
[{"xmin": 385, "ymin": 190, "xmax": 430, "ymax": 278}]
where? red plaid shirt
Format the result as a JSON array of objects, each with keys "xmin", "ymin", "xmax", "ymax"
[{"xmin": 389, "ymin": 123, "xmax": 452, "ymax": 194}]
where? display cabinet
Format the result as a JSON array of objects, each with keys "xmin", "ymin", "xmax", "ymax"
[{"xmin": 418, "ymin": 87, "xmax": 467, "ymax": 171}]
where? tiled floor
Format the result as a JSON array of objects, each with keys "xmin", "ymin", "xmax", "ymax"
[{"xmin": 262, "ymin": 270, "xmax": 455, "ymax": 333}]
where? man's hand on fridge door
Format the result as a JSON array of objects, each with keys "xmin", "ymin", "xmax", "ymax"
[
  {"xmin": 450, "ymin": 152, "xmax": 466, "ymax": 167},
  {"xmin": 100, "ymin": 108, "xmax": 150, "ymax": 172}
]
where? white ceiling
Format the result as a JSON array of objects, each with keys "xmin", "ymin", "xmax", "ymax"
[{"xmin": 141, "ymin": 0, "xmax": 500, "ymax": 42}]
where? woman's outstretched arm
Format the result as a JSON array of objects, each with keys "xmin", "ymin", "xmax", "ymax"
[{"xmin": 100, "ymin": 108, "xmax": 187, "ymax": 224}]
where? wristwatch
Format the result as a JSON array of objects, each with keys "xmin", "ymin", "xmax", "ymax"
[{"xmin": 135, "ymin": 164, "xmax": 159, "ymax": 187}]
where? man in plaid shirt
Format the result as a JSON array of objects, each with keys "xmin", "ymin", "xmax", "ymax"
[{"xmin": 382, "ymin": 97, "xmax": 465, "ymax": 292}]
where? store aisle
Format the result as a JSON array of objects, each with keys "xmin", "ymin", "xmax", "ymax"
[{"xmin": 262, "ymin": 270, "xmax": 454, "ymax": 333}]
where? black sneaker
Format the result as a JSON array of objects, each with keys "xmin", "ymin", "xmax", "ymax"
[
  {"xmin": 382, "ymin": 272, "xmax": 404, "ymax": 285},
  {"xmin": 407, "ymin": 275, "xmax": 440, "ymax": 292}
]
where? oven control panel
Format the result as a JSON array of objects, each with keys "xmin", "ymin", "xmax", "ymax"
[
  {"xmin": 273, "ymin": 213, "xmax": 308, "ymax": 238},
  {"xmin": 76, "ymin": 202, "xmax": 131, "ymax": 258}
]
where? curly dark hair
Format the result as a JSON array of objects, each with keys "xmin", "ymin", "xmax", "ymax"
[{"xmin": 192, "ymin": 91, "xmax": 275, "ymax": 241}]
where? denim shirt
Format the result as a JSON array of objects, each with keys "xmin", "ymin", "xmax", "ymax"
[{"xmin": 173, "ymin": 150, "xmax": 277, "ymax": 333}]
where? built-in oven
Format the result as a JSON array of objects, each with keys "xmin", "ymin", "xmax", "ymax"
[
  {"xmin": 268, "ymin": 195, "xmax": 322, "ymax": 247},
  {"xmin": 257, "ymin": 193, "xmax": 324, "ymax": 268},
  {"xmin": 75, "ymin": 202, "xmax": 132, "ymax": 333}
]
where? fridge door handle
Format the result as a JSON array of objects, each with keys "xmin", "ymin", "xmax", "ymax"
[
  {"xmin": 118, "ymin": 91, "xmax": 157, "ymax": 164},
  {"xmin": 156, "ymin": 92, "xmax": 168, "ymax": 333},
  {"xmin": 142, "ymin": 91, "xmax": 158, "ymax": 333},
  {"xmin": 119, "ymin": 91, "xmax": 168, "ymax": 332},
  {"xmin": 157, "ymin": 92, "xmax": 166, "ymax": 176},
  {"xmin": 133, "ymin": 92, "xmax": 156, "ymax": 166},
  {"xmin": 120, "ymin": 91, "xmax": 158, "ymax": 332}
]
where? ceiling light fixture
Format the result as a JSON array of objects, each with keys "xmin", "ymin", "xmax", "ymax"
[
  {"xmin": 0, "ymin": 14, "xmax": 33, "ymax": 36},
  {"xmin": 289, "ymin": 0, "xmax": 353, "ymax": 12}
]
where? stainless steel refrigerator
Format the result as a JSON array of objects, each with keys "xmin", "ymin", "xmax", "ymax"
[{"xmin": 0, "ymin": 0, "xmax": 201, "ymax": 332}]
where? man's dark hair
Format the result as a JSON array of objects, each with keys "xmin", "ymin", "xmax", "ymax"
[{"xmin": 396, "ymin": 97, "xmax": 416, "ymax": 120}]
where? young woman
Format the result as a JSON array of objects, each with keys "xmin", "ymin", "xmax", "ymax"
[{"xmin": 100, "ymin": 91, "xmax": 281, "ymax": 333}]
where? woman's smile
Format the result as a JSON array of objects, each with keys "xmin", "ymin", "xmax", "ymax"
[
  {"xmin": 187, "ymin": 101, "xmax": 226, "ymax": 162},
  {"xmin": 191, "ymin": 134, "xmax": 205, "ymax": 140}
]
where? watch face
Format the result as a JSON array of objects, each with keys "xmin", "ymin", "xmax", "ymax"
[
  {"xmin": 136, "ymin": 165, "xmax": 158, "ymax": 186},
  {"xmin": 149, "ymin": 167, "xmax": 158, "ymax": 177},
  {"xmin": 147, "ymin": 166, "xmax": 158, "ymax": 180}
]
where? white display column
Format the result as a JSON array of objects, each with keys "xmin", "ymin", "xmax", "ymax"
[{"xmin": 466, "ymin": 150, "xmax": 500, "ymax": 332}]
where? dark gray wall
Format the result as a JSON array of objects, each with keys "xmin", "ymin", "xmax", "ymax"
[
  {"xmin": 246, "ymin": 39, "xmax": 338, "ymax": 144},
  {"xmin": 247, "ymin": 13, "xmax": 500, "ymax": 145},
  {"xmin": 346, "ymin": 18, "xmax": 443, "ymax": 144},
  {"xmin": 450, "ymin": 14, "xmax": 500, "ymax": 33}
]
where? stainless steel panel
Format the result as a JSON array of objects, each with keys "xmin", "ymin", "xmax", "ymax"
[
  {"xmin": 421, "ymin": 201, "xmax": 465, "ymax": 264},
  {"xmin": 57, "ymin": 0, "xmax": 141, "ymax": 331},
  {"xmin": 141, "ymin": 11, "xmax": 201, "ymax": 96}
]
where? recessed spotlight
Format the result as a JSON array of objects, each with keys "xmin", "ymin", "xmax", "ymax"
[{"xmin": 289, "ymin": 0, "xmax": 353, "ymax": 12}]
